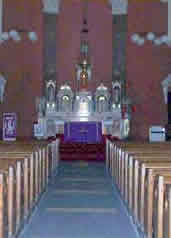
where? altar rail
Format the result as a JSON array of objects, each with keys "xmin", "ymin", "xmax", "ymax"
[
  {"xmin": 106, "ymin": 139, "xmax": 171, "ymax": 238},
  {"xmin": 0, "ymin": 139, "xmax": 59, "ymax": 238}
]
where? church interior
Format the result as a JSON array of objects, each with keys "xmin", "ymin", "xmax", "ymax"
[{"xmin": 0, "ymin": 0, "xmax": 171, "ymax": 238}]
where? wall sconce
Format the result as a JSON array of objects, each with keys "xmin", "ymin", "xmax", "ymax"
[
  {"xmin": 0, "ymin": 29, "xmax": 38, "ymax": 44},
  {"xmin": 9, "ymin": 30, "xmax": 21, "ymax": 42},
  {"xmin": 131, "ymin": 32, "xmax": 171, "ymax": 47}
]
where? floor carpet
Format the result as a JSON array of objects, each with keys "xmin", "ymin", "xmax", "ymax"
[
  {"xmin": 60, "ymin": 142, "xmax": 106, "ymax": 161},
  {"xmin": 19, "ymin": 161, "xmax": 139, "ymax": 238}
]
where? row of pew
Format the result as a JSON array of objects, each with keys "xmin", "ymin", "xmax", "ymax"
[
  {"xmin": 0, "ymin": 139, "xmax": 59, "ymax": 238},
  {"xmin": 106, "ymin": 139, "xmax": 171, "ymax": 238}
]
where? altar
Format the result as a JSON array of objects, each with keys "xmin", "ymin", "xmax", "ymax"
[
  {"xmin": 64, "ymin": 122, "xmax": 102, "ymax": 143},
  {"xmin": 34, "ymin": 10, "xmax": 132, "ymax": 141},
  {"xmin": 34, "ymin": 82, "xmax": 131, "ymax": 140}
]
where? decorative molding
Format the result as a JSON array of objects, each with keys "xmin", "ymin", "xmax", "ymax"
[
  {"xmin": 109, "ymin": 0, "xmax": 128, "ymax": 15},
  {"xmin": 42, "ymin": 0, "xmax": 61, "ymax": 14},
  {"xmin": 161, "ymin": 74, "xmax": 171, "ymax": 104}
]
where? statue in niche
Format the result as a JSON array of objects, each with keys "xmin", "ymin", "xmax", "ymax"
[
  {"xmin": 114, "ymin": 86, "xmax": 120, "ymax": 104},
  {"xmin": 57, "ymin": 84, "xmax": 73, "ymax": 112},
  {"xmin": 61, "ymin": 95, "xmax": 70, "ymax": 112},
  {"xmin": 95, "ymin": 83, "xmax": 110, "ymax": 113},
  {"xmin": 46, "ymin": 80, "xmax": 56, "ymax": 102},
  {"xmin": 0, "ymin": 73, "xmax": 7, "ymax": 103},
  {"xmin": 48, "ymin": 84, "xmax": 55, "ymax": 102},
  {"xmin": 112, "ymin": 81, "xmax": 121, "ymax": 105},
  {"xmin": 98, "ymin": 95, "xmax": 106, "ymax": 113}
]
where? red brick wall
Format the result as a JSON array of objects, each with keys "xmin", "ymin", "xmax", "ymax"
[
  {"xmin": 127, "ymin": 2, "xmax": 169, "ymax": 139},
  {"xmin": 0, "ymin": 0, "xmax": 43, "ymax": 138}
]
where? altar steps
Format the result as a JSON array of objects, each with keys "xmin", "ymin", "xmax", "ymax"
[{"xmin": 59, "ymin": 136, "xmax": 106, "ymax": 161}]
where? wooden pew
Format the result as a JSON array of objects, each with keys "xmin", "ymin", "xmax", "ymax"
[
  {"xmin": 106, "ymin": 138, "xmax": 171, "ymax": 187},
  {"xmin": 0, "ymin": 172, "xmax": 6, "ymax": 238},
  {"xmin": 153, "ymin": 175, "xmax": 171, "ymax": 238},
  {"xmin": 106, "ymin": 140, "xmax": 171, "ymax": 238},
  {"xmin": 143, "ymin": 170, "xmax": 171, "ymax": 238},
  {"xmin": 119, "ymin": 154, "xmax": 171, "ymax": 231},
  {"xmin": 128, "ymin": 161, "xmax": 171, "ymax": 236},
  {"xmin": 0, "ymin": 139, "xmax": 58, "ymax": 238},
  {"xmin": 0, "ymin": 160, "xmax": 20, "ymax": 238}
]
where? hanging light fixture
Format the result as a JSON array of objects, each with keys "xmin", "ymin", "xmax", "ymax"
[
  {"xmin": 131, "ymin": 32, "xmax": 171, "ymax": 47},
  {"xmin": 0, "ymin": 28, "xmax": 38, "ymax": 44}
]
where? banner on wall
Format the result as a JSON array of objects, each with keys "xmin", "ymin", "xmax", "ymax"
[{"xmin": 3, "ymin": 113, "xmax": 17, "ymax": 141}]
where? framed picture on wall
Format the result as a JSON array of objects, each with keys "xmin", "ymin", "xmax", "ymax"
[{"xmin": 3, "ymin": 113, "xmax": 17, "ymax": 141}]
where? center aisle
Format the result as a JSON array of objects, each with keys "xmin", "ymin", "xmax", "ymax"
[{"xmin": 20, "ymin": 161, "xmax": 139, "ymax": 238}]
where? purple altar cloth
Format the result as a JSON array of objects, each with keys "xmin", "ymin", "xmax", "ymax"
[{"xmin": 64, "ymin": 122, "xmax": 102, "ymax": 143}]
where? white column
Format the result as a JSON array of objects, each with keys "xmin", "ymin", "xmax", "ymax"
[
  {"xmin": 42, "ymin": 0, "xmax": 61, "ymax": 14},
  {"xmin": 0, "ymin": 0, "xmax": 3, "ymax": 35},
  {"xmin": 169, "ymin": 0, "xmax": 171, "ymax": 40},
  {"xmin": 109, "ymin": 0, "xmax": 128, "ymax": 15}
]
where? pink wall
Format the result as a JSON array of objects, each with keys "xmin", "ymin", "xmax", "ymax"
[
  {"xmin": 0, "ymin": 0, "xmax": 43, "ymax": 138},
  {"xmin": 58, "ymin": 0, "xmax": 112, "ymax": 92},
  {"xmin": 0, "ymin": 0, "xmax": 169, "ymax": 140},
  {"xmin": 127, "ymin": 2, "xmax": 169, "ymax": 139}
]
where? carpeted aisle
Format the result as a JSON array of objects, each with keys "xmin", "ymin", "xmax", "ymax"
[{"xmin": 20, "ymin": 161, "xmax": 139, "ymax": 238}]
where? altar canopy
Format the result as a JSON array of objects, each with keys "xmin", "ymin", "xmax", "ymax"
[{"xmin": 64, "ymin": 122, "xmax": 102, "ymax": 143}]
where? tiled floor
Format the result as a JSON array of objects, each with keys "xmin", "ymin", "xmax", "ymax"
[{"xmin": 19, "ymin": 161, "xmax": 139, "ymax": 238}]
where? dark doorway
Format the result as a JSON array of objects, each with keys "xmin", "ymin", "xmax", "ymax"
[
  {"xmin": 168, "ymin": 92, "xmax": 171, "ymax": 123},
  {"xmin": 166, "ymin": 92, "xmax": 171, "ymax": 140}
]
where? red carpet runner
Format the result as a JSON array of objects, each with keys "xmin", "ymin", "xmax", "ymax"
[{"xmin": 58, "ymin": 135, "xmax": 107, "ymax": 161}]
